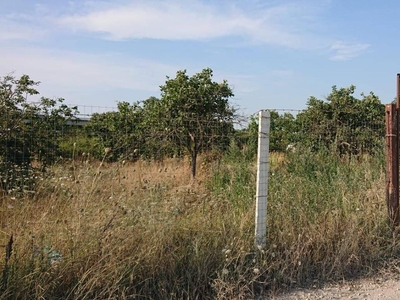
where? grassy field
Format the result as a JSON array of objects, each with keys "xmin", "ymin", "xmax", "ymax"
[{"xmin": 1, "ymin": 148, "xmax": 399, "ymax": 299}]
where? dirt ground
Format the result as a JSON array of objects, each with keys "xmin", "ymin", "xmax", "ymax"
[{"xmin": 272, "ymin": 276, "xmax": 400, "ymax": 299}]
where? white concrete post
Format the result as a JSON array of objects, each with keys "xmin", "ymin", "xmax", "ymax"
[{"xmin": 255, "ymin": 110, "xmax": 270, "ymax": 249}]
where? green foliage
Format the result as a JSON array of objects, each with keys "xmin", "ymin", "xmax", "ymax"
[
  {"xmin": 236, "ymin": 111, "xmax": 299, "ymax": 155},
  {"xmin": 0, "ymin": 74, "xmax": 77, "ymax": 193},
  {"xmin": 207, "ymin": 154, "xmax": 256, "ymax": 210},
  {"xmin": 84, "ymin": 101, "xmax": 144, "ymax": 161},
  {"xmin": 232, "ymin": 116, "xmax": 259, "ymax": 160},
  {"xmin": 82, "ymin": 68, "xmax": 236, "ymax": 173},
  {"xmin": 58, "ymin": 130, "xmax": 99, "ymax": 160},
  {"xmin": 270, "ymin": 111, "xmax": 298, "ymax": 152},
  {"xmin": 157, "ymin": 68, "xmax": 236, "ymax": 178},
  {"xmin": 297, "ymin": 85, "xmax": 385, "ymax": 155},
  {"xmin": 262, "ymin": 85, "xmax": 385, "ymax": 155},
  {"xmin": 139, "ymin": 96, "xmax": 183, "ymax": 160}
]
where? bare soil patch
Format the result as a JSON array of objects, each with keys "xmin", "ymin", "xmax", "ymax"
[{"xmin": 273, "ymin": 275, "xmax": 400, "ymax": 299}]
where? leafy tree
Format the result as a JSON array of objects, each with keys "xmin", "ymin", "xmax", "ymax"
[
  {"xmin": 26, "ymin": 97, "xmax": 79, "ymax": 166},
  {"xmin": 139, "ymin": 96, "xmax": 184, "ymax": 160},
  {"xmin": 232, "ymin": 116, "xmax": 259, "ymax": 161},
  {"xmin": 297, "ymin": 85, "xmax": 385, "ymax": 155},
  {"xmin": 0, "ymin": 73, "xmax": 77, "ymax": 193},
  {"xmin": 155, "ymin": 68, "xmax": 236, "ymax": 178},
  {"xmin": 238, "ymin": 111, "xmax": 298, "ymax": 155},
  {"xmin": 82, "ymin": 69, "xmax": 235, "ymax": 172},
  {"xmin": 84, "ymin": 97, "xmax": 183, "ymax": 162},
  {"xmin": 84, "ymin": 101, "xmax": 145, "ymax": 161},
  {"xmin": 270, "ymin": 111, "xmax": 298, "ymax": 152}
]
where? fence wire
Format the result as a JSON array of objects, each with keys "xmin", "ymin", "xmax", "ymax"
[
  {"xmin": 267, "ymin": 108, "xmax": 385, "ymax": 155},
  {"xmin": 0, "ymin": 103, "xmax": 386, "ymax": 270}
]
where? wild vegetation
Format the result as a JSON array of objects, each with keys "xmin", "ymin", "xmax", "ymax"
[{"xmin": 0, "ymin": 71, "xmax": 396, "ymax": 299}]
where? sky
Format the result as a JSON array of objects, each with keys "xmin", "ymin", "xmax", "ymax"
[{"xmin": 0, "ymin": 0, "xmax": 399, "ymax": 116}]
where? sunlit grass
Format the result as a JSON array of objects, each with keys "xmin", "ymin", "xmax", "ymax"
[{"xmin": 1, "ymin": 150, "xmax": 399, "ymax": 299}]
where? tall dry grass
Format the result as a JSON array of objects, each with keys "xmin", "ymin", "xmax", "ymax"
[{"xmin": 1, "ymin": 148, "xmax": 399, "ymax": 299}]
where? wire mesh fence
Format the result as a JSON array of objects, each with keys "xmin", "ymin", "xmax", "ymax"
[
  {"xmin": 253, "ymin": 107, "xmax": 386, "ymax": 248},
  {"xmin": 0, "ymin": 102, "xmax": 247, "ymax": 193},
  {"xmin": 0, "ymin": 102, "xmax": 386, "ymax": 213},
  {"xmin": 0, "ymin": 100, "xmax": 389, "ymax": 297},
  {"xmin": 0, "ymin": 103, "xmax": 385, "ymax": 182},
  {"xmin": 267, "ymin": 107, "xmax": 385, "ymax": 156},
  {"xmin": 1, "ymin": 104, "xmax": 386, "ymax": 222},
  {"xmin": 0, "ymin": 102, "xmax": 249, "ymax": 270}
]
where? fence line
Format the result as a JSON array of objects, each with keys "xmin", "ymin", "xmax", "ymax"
[{"xmin": 0, "ymin": 103, "xmax": 387, "ymax": 260}]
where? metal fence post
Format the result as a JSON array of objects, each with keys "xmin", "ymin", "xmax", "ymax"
[
  {"xmin": 386, "ymin": 103, "xmax": 399, "ymax": 227},
  {"xmin": 255, "ymin": 110, "xmax": 270, "ymax": 249}
]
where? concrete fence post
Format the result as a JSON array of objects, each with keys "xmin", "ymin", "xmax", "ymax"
[{"xmin": 255, "ymin": 110, "xmax": 271, "ymax": 249}]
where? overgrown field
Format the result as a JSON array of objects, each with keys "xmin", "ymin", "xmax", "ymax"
[{"xmin": 1, "ymin": 149, "xmax": 399, "ymax": 299}]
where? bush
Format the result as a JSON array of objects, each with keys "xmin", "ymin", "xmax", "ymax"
[{"xmin": 0, "ymin": 74, "xmax": 77, "ymax": 194}]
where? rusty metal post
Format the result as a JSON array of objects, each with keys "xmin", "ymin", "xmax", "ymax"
[
  {"xmin": 397, "ymin": 74, "xmax": 400, "ymax": 110},
  {"xmin": 386, "ymin": 103, "xmax": 399, "ymax": 227}
]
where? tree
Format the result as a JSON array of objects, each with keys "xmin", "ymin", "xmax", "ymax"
[
  {"xmin": 297, "ymin": 85, "xmax": 385, "ymax": 155},
  {"xmin": 270, "ymin": 111, "xmax": 298, "ymax": 152},
  {"xmin": 155, "ymin": 68, "xmax": 235, "ymax": 178},
  {"xmin": 0, "ymin": 73, "xmax": 77, "ymax": 193},
  {"xmin": 84, "ymin": 101, "xmax": 145, "ymax": 161},
  {"xmin": 140, "ymin": 96, "xmax": 182, "ymax": 160},
  {"xmin": 232, "ymin": 116, "xmax": 259, "ymax": 161}
]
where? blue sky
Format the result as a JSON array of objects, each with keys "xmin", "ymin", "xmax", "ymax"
[{"xmin": 1, "ymin": 0, "xmax": 399, "ymax": 115}]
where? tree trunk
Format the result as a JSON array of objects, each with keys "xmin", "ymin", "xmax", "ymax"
[
  {"xmin": 191, "ymin": 149, "xmax": 197, "ymax": 179},
  {"xmin": 188, "ymin": 133, "xmax": 198, "ymax": 179}
]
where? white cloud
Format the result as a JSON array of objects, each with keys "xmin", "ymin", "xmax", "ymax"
[
  {"xmin": 1, "ymin": 0, "xmax": 369, "ymax": 60},
  {"xmin": 0, "ymin": 45, "xmax": 179, "ymax": 96},
  {"xmin": 330, "ymin": 41, "xmax": 370, "ymax": 61},
  {"xmin": 57, "ymin": 0, "xmax": 330, "ymax": 49},
  {"xmin": 0, "ymin": 45, "xmax": 255, "ymax": 108},
  {"xmin": 0, "ymin": 20, "xmax": 46, "ymax": 41},
  {"xmin": 59, "ymin": 2, "xmax": 254, "ymax": 40}
]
